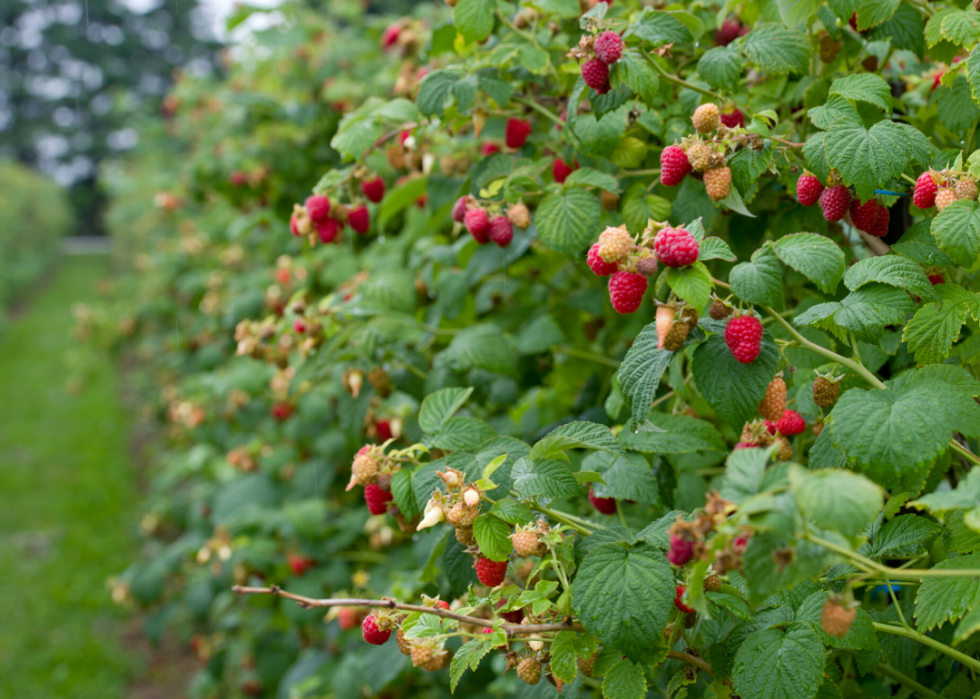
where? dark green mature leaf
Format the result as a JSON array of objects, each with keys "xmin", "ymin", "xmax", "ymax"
[
  {"xmin": 419, "ymin": 387, "xmax": 474, "ymax": 433},
  {"xmin": 732, "ymin": 624, "xmax": 826, "ymax": 699},
  {"xmin": 473, "ymin": 513, "xmax": 512, "ymax": 562},
  {"xmin": 789, "ymin": 465, "xmax": 883, "ymax": 537},
  {"xmin": 827, "ymin": 384, "xmax": 952, "ymax": 488},
  {"xmin": 740, "ymin": 23, "xmax": 811, "ymax": 75},
  {"xmin": 720, "ymin": 447, "xmax": 776, "ymax": 505},
  {"xmin": 891, "ymin": 220, "xmax": 955, "ymax": 266},
  {"xmin": 564, "ymin": 167, "xmax": 620, "ymax": 194},
  {"xmin": 869, "ymin": 3, "xmax": 924, "ymax": 57},
  {"xmin": 772, "ymin": 233, "xmax": 845, "ymax": 294},
  {"xmin": 535, "ymin": 188, "xmax": 603, "ymax": 254},
  {"xmin": 939, "ymin": 75, "xmax": 980, "ymax": 133},
  {"xmin": 619, "ymin": 413, "xmax": 725, "ymax": 454},
  {"xmin": 692, "ymin": 329, "xmax": 779, "ymax": 428},
  {"xmin": 550, "ymin": 631, "xmax": 596, "ymax": 684},
  {"xmin": 730, "ymin": 244, "xmax": 783, "ymax": 307},
  {"xmin": 823, "ymin": 119, "xmax": 911, "ymax": 201},
  {"xmin": 794, "ymin": 284, "xmax": 915, "ymax": 344},
  {"xmin": 844, "ymin": 255, "xmax": 937, "ymax": 302},
  {"xmin": 931, "ymin": 199, "xmax": 980, "ymax": 267},
  {"xmin": 856, "ymin": 0, "xmax": 901, "ymax": 30},
  {"xmin": 777, "ymin": 0, "xmax": 822, "ymax": 29},
  {"xmin": 914, "ymin": 552, "xmax": 980, "ymax": 630},
  {"xmin": 571, "ymin": 543, "xmax": 674, "ymax": 659},
  {"xmin": 432, "ymin": 417, "xmax": 496, "ymax": 450},
  {"xmin": 829, "ymin": 73, "xmax": 892, "ymax": 113},
  {"xmin": 417, "ymin": 69, "xmax": 465, "ymax": 117},
  {"xmin": 611, "ymin": 49, "xmax": 659, "ymax": 105},
  {"xmin": 803, "ymin": 131, "xmax": 830, "ymax": 183},
  {"xmin": 511, "ymin": 457, "xmax": 580, "ymax": 499},
  {"xmin": 391, "ymin": 469, "xmax": 420, "ymax": 519},
  {"xmin": 530, "ymin": 421, "xmax": 624, "ymax": 460},
  {"xmin": 450, "ymin": 640, "xmax": 493, "ymax": 692},
  {"xmin": 438, "ymin": 324, "xmax": 516, "ymax": 375},
  {"xmin": 869, "ymin": 514, "xmax": 941, "ymax": 557},
  {"xmin": 617, "ymin": 323, "xmax": 674, "ymax": 427},
  {"xmin": 583, "ymin": 452, "xmax": 660, "ymax": 504},
  {"xmin": 667, "ymin": 261, "xmax": 712, "ymax": 310},
  {"xmin": 728, "ymin": 141, "xmax": 773, "ymax": 193},
  {"xmin": 910, "ymin": 467, "xmax": 980, "ymax": 515},
  {"xmin": 699, "ymin": 236, "xmax": 737, "ymax": 262},
  {"xmin": 698, "ymin": 47, "xmax": 743, "ymax": 90}
]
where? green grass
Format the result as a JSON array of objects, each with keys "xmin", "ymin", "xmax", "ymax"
[{"xmin": 0, "ymin": 256, "xmax": 140, "ymax": 698}]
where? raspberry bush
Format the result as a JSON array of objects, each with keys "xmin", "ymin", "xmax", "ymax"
[{"xmin": 86, "ymin": 1, "xmax": 980, "ymax": 698}]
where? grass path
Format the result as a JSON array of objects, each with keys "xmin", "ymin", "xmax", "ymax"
[{"xmin": 0, "ymin": 255, "xmax": 140, "ymax": 698}]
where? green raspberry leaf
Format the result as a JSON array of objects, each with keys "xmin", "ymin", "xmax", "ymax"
[
  {"xmin": 583, "ymin": 451, "xmax": 660, "ymax": 505},
  {"xmin": 535, "ymin": 188, "xmax": 603, "ymax": 255},
  {"xmin": 473, "ymin": 513, "xmax": 513, "ymax": 562},
  {"xmin": 619, "ymin": 412, "xmax": 726, "ymax": 455},
  {"xmin": 692, "ymin": 327, "xmax": 779, "ymax": 429},
  {"xmin": 795, "ymin": 591, "xmax": 881, "ymax": 650},
  {"xmin": 697, "ymin": 46, "xmax": 743, "ymax": 91},
  {"xmin": 740, "ymin": 23, "xmax": 810, "ymax": 76},
  {"xmin": 794, "ymin": 283, "xmax": 914, "ymax": 344},
  {"xmin": 823, "ymin": 118, "xmax": 911, "ymax": 201},
  {"xmin": 829, "ymin": 73, "xmax": 892, "ymax": 113},
  {"xmin": 571, "ymin": 542, "xmax": 674, "ymax": 659},
  {"xmin": 730, "ymin": 244, "xmax": 783, "ymax": 307},
  {"xmin": 890, "ymin": 220, "xmax": 955, "ymax": 266},
  {"xmin": 530, "ymin": 421, "xmax": 625, "ymax": 461},
  {"xmin": 902, "ymin": 283, "xmax": 979, "ymax": 366},
  {"xmin": 910, "ymin": 467, "xmax": 980, "ymax": 515},
  {"xmin": 450, "ymin": 639, "xmax": 493, "ymax": 692},
  {"xmin": 629, "ymin": 8, "xmax": 694, "ymax": 46},
  {"xmin": 417, "ymin": 69, "xmax": 466, "ymax": 117},
  {"xmin": 732, "ymin": 624, "xmax": 826, "ymax": 699},
  {"xmin": 827, "ymin": 384, "xmax": 952, "ymax": 489},
  {"xmin": 867, "ymin": 514, "xmax": 941, "ymax": 557},
  {"xmin": 453, "ymin": 0, "xmax": 494, "ymax": 43},
  {"xmin": 931, "ymin": 199, "xmax": 980, "ymax": 267},
  {"xmin": 617, "ymin": 322, "xmax": 678, "ymax": 427},
  {"xmin": 772, "ymin": 233, "xmax": 845, "ymax": 295},
  {"xmin": 602, "ymin": 657, "xmax": 648, "ymax": 699},
  {"xmin": 667, "ymin": 261, "xmax": 712, "ymax": 310},
  {"xmin": 611, "ymin": 48, "xmax": 659, "ymax": 105},
  {"xmin": 420, "ymin": 387, "xmax": 474, "ymax": 433},
  {"xmin": 789, "ymin": 465, "xmax": 884, "ymax": 537},
  {"xmin": 511, "ymin": 457, "xmax": 580, "ymax": 499},
  {"xmin": 914, "ymin": 552, "xmax": 980, "ymax": 630},
  {"xmin": 843, "ymin": 255, "xmax": 937, "ymax": 302}
]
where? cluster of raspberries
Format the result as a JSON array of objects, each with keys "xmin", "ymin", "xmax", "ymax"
[
  {"xmin": 578, "ymin": 30, "xmax": 624, "ymax": 94},
  {"xmin": 660, "ymin": 102, "xmax": 744, "ymax": 203},
  {"xmin": 666, "ymin": 492, "xmax": 748, "ymax": 576},
  {"xmin": 289, "ymin": 177, "xmax": 385, "ymax": 244},
  {"xmin": 453, "ymin": 196, "xmax": 531, "ymax": 248},
  {"xmin": 912, "ymin": 169, "xmax": 978, "ymax": 211},
  {"xmin": 585, "ymin": 224, "xmax": 700, "ymax": 314},
  {"xmin": 796, "ymin": 173, "xmax": 892, "ymax": 236},
  {"xmin": 344, "ymin": 445, "xmax": 419, "ymax": 533}
]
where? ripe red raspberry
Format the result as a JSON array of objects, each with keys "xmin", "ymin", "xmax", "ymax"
[
  {"xmin": 674, "ymin": 586, "xmax": 695, "ymax": 613},
  {"xmin": 819, "ymin": 184, "xmax": 851, "ymax": 222},
  {"xmin": 724, "ymin": 315, "xmax": 763, "ymax": 364},
  {"xmin": 587, "ymin": 243, "xmax": 618, "ymax": 276},
  {"xmin": 654, "ymin": 227, "xmax": 700, "ymax": 267},
  {"xmin": 487, "ymin": 215, "xmax": 513, "ymax": 248},
  {"xmin": 913, "ymin": 171, "xmax": 939, "ymax": 209},
  {"xmin": 581, "ymin": 58, "xmax": 610, "ymax": 91},
  {"xmin": 365, "ymin": 483, "xmax": 393, "ymax": 515},
  {"xmin": 797, "ymin": 174, "xmax": 824, "ymax": 206},
  {"xmin": 715, "ymin": 18, "xmax": 745, "ymax": 46},
  {"xmin": 775, "ymin": 409, "xmax": 806, "ymax": 436},
  {"xmin": 464, "ymin": 208, "xmax": 490, "ymax": 244},
  {"xmin": 589, "ymin": 487, "xmax": 617, "ymax": 514},
  {"xmin": 850, "ymin": 198, "xmax": 880, "ymax": 232},
  {"xmin": 272, "ymin": 403, "xmax": 294, "ymax": 421},
  {"xmin": 608, "ymin": 271, "xmax": 648, "ymax": 314},
  {"xmin": 821, "ymin": 598, "xmax": 856, "ymax": 638},
  {"xmin": 293, "ymin": 319, "xmax": 306, "ymax": 334},
  {"xmin": 505, "ymin": 118, "xmax": 532, "ymax": 148},
  {"xmin": 720, "ymin": 107, "xmax": 744, "ymax": 128},
  {"xmin": 553, "ymin": 158, "xmax": 576, "ymax": 184},
  {"xmin": 733, "ymin": 534, "xmax": 750, "ymax": 552},
  {"xmin": 667, "ymin": 534, "xmax": 694, "ymax": 566},
  {"xmin": 376, "ymin": 420, "xmax": 393, "ymax": 441},
  {"xmin": 288, "ymin": 553, "xmax": 313, "ymax": 576},
  {"xmin": 764, "ymin": 420, "xmax": 777, "ymax": 436},
  {"xmin": 869, "ymin": 205, "xmax": 890, "ymax": 238},
  {"xmin": 434, "ymin": 600, "xmax": 451, "ymax": 611},
  {"xmin": 316, "ymin": 218, "xmax": 340, "ymax": 244},
  {"xmin": 362, "ymin": 615, "xmax": 391, "ymax": 645},
  {"xmin": 381, "ymin": 24, "xmax": 400, "ymax": 48},
  {"xmin": 660, "ymin": 146, "xmax": 692, "ymax": 186},
  {"xmin": 361, "ymin": 177, "xmax": 386, "ymax": 203},
  {"xmin": 929, "ymin": 274, "xmax": 945, "ymax": 285},
  {"xmin": 594, "ymin": 31, "xmax": 624, "ymax": 64},
  {"xmin": 290, "ymin": 212, "xmax": 302, "ymax": 236},
  {"xmin": 475, "ymin": 557, "xmax": 509, "ymax": 587},
  {"xmin": 348, "ymin": 205, "xmax": 370, "ymax": 234},
  {"xmin": 305, "ymin": 195, "xmax": 331, "ymax": 222},
  {"xmin": 758, "ymin": 377, "xmax": 787, "ymax": 421},
  {"xmin": 482, "ymin": 142, "xmax": 500, "ymax": 156},
  {"xmin": 452, "ymin": 196, "xmax": 469, "ymax": 222}
]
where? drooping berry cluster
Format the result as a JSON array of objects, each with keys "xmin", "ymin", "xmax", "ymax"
[
  {"xmin": 290, "ymin": 174, "xmax": 389, "ymax": 245},
  {"xmin": 573, "ymin": 29, "xmax": 624, "ymax": 94},
  {"xmin": 666, "ymin": 493, "xmax": 745, "ymax": 575},
  {"xmin": 913, "ymin": 168, "xmax": 977, "ymax": 212},
  {"xmin": 455, "ymin": 195, "xmax": 528, "ymax": 248}
]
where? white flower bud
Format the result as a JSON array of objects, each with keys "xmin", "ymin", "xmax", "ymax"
[
  {"xmin": 463, "ymin": 488, "xmax": 480, "ymax": 507},
  {"xmin": 417, "ymin": 505, "xmax": 445, "ymax": 530}
]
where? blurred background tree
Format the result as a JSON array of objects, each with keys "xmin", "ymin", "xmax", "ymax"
[{"xmin": 0, "ymin": 0, "xmax": 222, "ymax": 235}]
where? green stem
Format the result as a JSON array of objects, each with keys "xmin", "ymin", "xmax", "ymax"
[
  {"xmin": 555, "ymin": 345, "xmax": 620, "ymax": 368},
  {"xmin": 874, "ymin": 663, "xmax": 939, "ymax": 698},
  {"xmin": 849, "ymin": 332, "xmax": 864, "ymax": 368},
  {"xmin": 873, "ymin": 623, "xmax": 980, "ymax": 674},
  {"xmin": 643, "ymin": 53, "xmax": 726, "ymax": 104},
  {"xmin": 513, "ymin": 96, "xmax": 567, "ymax": 130},
  {"xmin": 806, "ymin": 533, "xmax": 980, "ymax": 580},
  {"xmin": 762, "ymin": 306, "xmax": 886, "ymax": 389},
  {"xmin": 616, "ymin": 500, "xmax": 628, "ymax": 528},
  {"xmin": 531, "ymin": 498, "xmax": 594, "ymax": 536}
]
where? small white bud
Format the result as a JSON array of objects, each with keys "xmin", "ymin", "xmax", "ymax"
[{"xmin": 463, "ymin": 488, "xmax": 480, "ymax": 507}]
